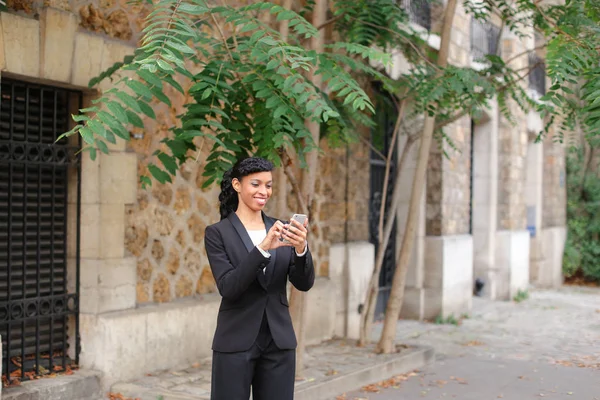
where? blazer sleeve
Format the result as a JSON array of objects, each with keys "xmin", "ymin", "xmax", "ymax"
[
  {"xmin": 204, "ymin": 225, "xmax": 269, "ymax": 301},
  {"xmin": 288, "ymin": 245, "xmax": 315, "ymax": 292}
]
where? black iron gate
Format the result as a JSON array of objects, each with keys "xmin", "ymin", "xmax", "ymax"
[
  {"xmin": 0, "ymin": 78, "xmax": 81, "ymax": 384},
  {"xmin": 369, "ymin": 85, "xmax": 398, "ymax": 320}
]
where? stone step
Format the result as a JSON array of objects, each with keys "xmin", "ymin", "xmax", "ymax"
[{"xmin": 2, "ymin": 369, "xmax": 103, "ymax": 400}]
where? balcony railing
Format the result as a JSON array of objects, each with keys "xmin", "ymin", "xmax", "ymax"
[
  {"xmin": 470, "ymin": 19, "xmax": 501, "ymax": 61},
  {"xmin": 528, "ymin": 53, "xmax": 546, "ymax": 96},
  {"xmin": 400, "ymin": 0, "xmax": 432, "ymax": 31}
]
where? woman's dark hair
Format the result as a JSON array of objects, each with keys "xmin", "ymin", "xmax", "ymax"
[{"xmin": 218, "ymin": 157, "xmax": 274, "ymax": 220}]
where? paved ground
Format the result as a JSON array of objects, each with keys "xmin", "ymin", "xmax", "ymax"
[
  {"xmin": 110, "ymin": 337, "xmax": 433, "ymax": 400},
  {"xmin": 340, "ymin": 286, "xmax": 600, "ymax": 400}
]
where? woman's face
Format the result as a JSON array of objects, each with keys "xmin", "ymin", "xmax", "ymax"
[{"xmin": 233, "ymin": 171, "xmax": 273, "ymax": 212}]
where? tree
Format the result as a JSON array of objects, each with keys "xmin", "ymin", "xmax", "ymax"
[
  {"xmin": 360, "ymin": 0, "xmax": 600, "ymax": 352},
  {"xmin": 60, "ymin": 0, "xmax": 403, "ymax": 373}
]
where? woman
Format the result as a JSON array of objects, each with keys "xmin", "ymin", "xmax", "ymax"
[{"xmin": 204, "ymin": 157, "xmax": 315, "ymax": 400}]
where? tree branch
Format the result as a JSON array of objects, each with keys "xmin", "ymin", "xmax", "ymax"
[
  {"xmin": 433, "ymin": 60, "xmax": 543, "ymax": 131},
  {"xmin": 316, "ymin": 13, "xmax": 344, "ymax": 31},
  {"xmin": 345, "ymin": 16, "xmax": 441, "ymax": 72}
]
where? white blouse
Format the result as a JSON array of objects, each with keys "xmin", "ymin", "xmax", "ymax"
[{"xmin": 246, "ymin": 229, "xmax": 307, "ymax": 274}]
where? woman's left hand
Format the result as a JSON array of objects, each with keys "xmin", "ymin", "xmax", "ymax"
[{"xmin": 283, "ymin": 218, "xmax": 309, "ymax": 254}]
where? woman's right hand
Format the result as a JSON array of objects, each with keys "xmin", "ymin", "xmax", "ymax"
[{"xmin": 258, "ymin": 221, "xmax": 292, "ymax": 252}]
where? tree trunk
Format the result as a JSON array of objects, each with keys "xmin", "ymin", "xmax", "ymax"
[
  {"xmin": 376, "ymin": 0, "xmax": 458, "ymax": 354},
  {"xmin": 277, "ymin": 0, "xmax": 292, "ymax": 219},
  {"xmin": 288, "ymin": 0, "xmax": 328, "ymax": 375},
  {"xmin": 358, "ymin": 101, "xmax": 411, "ymax": 346}
]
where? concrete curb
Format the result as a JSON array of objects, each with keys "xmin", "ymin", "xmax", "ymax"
[
  {"xmin": 294, "ymin": 345, "xmax": 435, "ymax": 400},
  {"xmin": 1, "ymin": 369, "xmax": 103, "ymax": 400}
]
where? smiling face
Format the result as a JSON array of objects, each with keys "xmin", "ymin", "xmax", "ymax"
[{"xmin": 232, "ymin": 171, "xmax": 273, "ymax": 213}]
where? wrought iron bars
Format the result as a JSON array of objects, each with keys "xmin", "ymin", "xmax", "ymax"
[
  {"xmin": 0, "ymin": 78, "xmax": 81, "ymax": 384},
  {"xmin": 400, "ymin": 0, "xmax": 432, "ymax": 30},
  {"xmin": 470, "ymin": 19, "xmax": 501, "ymax": 61},
  {"xmin": 528, "ymin": 53, "xmax": 546, "ymax": 96}
]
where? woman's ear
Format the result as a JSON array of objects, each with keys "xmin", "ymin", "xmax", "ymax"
[{"xmin": 232, "ymin": 178, "xmax": 241, "ymax": 194}]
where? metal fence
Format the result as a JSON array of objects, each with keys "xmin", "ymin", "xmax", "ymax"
[
  {"xmin": 369, "ymin": 85, "xmax": 398, "ymax": 321},
  {"xmin": 528, "ymin": 53, "xmax": 547, "ymax": 96},
  {"xmin": 0, "ymin": 79, "xmax": 81, "ymax": 384}
]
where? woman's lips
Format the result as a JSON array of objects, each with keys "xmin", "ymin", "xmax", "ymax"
[{"xmin": 255, "ymin": 197, "xmax": 267, "ymax": 206}]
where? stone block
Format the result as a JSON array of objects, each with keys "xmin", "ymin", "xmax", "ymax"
[
  {"xmin": 328, "ymin": 241, "xmax": 374, "ymax": 339},
  {"xmin": 79, "ymin": 142, "xmax": 101, "ymax": 205},
  {"xmin": 100, "ymin": 152, "xmax": 138, "ymax": 205},
  {"xmin": 146, "ymin": 296, "xmax": 219, "ymax": 369},
  {"xmin": 80, "ymin": 204, "xmax": 101, "ymax": 259},
  {"xmin": 98, "ymin": 40, "xmax": 136, "ymax": 93},
  {"xmin": 423, "ymin": 235, "xmax": 473, "ymax": 318},
  {"xmin": 40, "ymin": 8, "xmax": 78, "ymax": 82},
  {"xmin": 400, "ymin": 287, "xmax": 425, "ymax": 320},
  {"xmin": 495, "ymin": 230, "xmax": 530, "ymax": 300},
  {"xmin": 346, "ymin": 242, "xmax": 374, "ymax": 340},
  {"xmin": 0, "ymin": 13, "xmax": 40, "ymax": 77},
  {"xmin": 100, "ymin": 203, "xmax": 126, "ymax": 259},
  {"xmin": 80, "ymin": 296, "xmax": 221, "ymax": 389},
  {"xmin": 72, "ymin": 32, "xmax": 105, "ymax": 88},
  {"xmin": 98, "ymin": 256, "xmax": 136, "ymax": 313},
  {"xmin": 79, "ymin": 310, "xmax": 148, "ymax": 390},
  {"xmin": 537, "ymin": 227, "xmax": 566, "ymax": 288},
  {"xmin": 305, "ymin": 278, "xmax": 336, "ymax": 345}
]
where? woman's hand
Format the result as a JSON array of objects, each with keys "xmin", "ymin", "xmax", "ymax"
[
  {"xmin": 258, "ymin": 221, "xmax": 290, "ymax": 251},
  {"xmin": 283, "ymin": 218, "xmax": 308, "ymax": 254}
]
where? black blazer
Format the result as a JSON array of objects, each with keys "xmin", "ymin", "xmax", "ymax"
[{"xmin": 204, "ymin": 212, "xmax": 315, "ymax": 353}]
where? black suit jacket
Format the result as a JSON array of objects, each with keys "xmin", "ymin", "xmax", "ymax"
[{"xmin": 204, "ymin": 212, "xmax": 315, "ymax": 353}]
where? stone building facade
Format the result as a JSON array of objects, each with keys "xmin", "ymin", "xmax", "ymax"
[{"xmin": 0, "ymin": 0, "xmax": 566, "ymax": 393}]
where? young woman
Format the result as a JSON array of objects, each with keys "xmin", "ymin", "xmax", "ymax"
[{"xmin": 204, "ymin": 157, "xmax": 315, "ymax": 400}]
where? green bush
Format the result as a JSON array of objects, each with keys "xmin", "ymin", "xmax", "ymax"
[{"xmin": 564, "ymin": 147, "xmax": 600, "ymax": 283}]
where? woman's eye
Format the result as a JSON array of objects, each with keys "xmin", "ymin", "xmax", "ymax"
[{"xmin": 266, "ymin": 185, "xmax": 272, "ymax": 190}]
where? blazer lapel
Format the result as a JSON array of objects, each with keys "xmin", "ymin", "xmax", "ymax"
[
  {"xmin": 227, "ymin": 213, "xmax": 255, "ymax": 252},
  {"xmin": 262, "ymin": 213, "xmax": 278, "ymax": 286},
  {"xmin": 227, "ymin": 213, "xmax": 267, "ymax": 289}
]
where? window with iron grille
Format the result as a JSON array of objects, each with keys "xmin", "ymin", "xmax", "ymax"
[
  {"xmin": 470, "ymin": 19, "xmax": 501, "ymax": 61},
  {"xmin": 528, "ymin": 53, "xmax": 547, "ymax": 96},
  {"xmin": 0, "ymin": 78, "xmax": 81, "ymax": 385},
  {"xmin": 400, "ymin": 0, "xmax": 432, "ymax": 30}
]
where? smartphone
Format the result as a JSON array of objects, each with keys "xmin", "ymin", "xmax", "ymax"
[{"xmin": 280, "ymin": 213, "xmax": 307, "ymax": 243}]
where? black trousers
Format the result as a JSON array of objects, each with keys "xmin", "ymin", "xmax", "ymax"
[{"xmin": 211, "ymin": 313, "xmax": 296, "ymax": 400}]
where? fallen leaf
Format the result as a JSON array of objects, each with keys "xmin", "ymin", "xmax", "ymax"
[
  {"xmin": 325, "ymin": 369, "xmax": 339, "ymax": 376},
  {"xmin": 362, "ymin": 384, "xmax": 381, "ymax": 393}
]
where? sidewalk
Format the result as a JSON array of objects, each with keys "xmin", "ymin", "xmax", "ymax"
[
  {"xmin": 341, "ymin": 285, "xmax": 600, "ymax": 399},
  {"xmin": 110, "ymin": 340, "xmax": 434, "ymax": 400}
]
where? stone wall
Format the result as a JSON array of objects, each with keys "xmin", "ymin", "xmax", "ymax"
[
  {"xmin": 542, "ymin": 129, "xmax": 566, "ymax": 228},
  {"xmin": 496, "ymin": 35, "xmax": 529, "ymax": 231},
  {"xmin": 7, "ymin": 0, "xmax": 149, "ymax": 44},
  {"xmin": 426, "ymin": 3, "xmax": 472, "ymax": 237}
]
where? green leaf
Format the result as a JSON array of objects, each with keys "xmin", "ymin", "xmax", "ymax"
[
  {"xmin": 126, "ymin": 79, "xmax": 155, "ymax": 100},
  {"xmin": 96, "ymin": 139, "xmax": 109, "ymax": 154},
  {"xmin": 80, "ymin": 127, "xmax": 94, "ymax": 145},
  {"xmin": 138, "ymin": 100, "xmax": 157, "ymax": 119},
  {"xmin": 148, "ymin": 164, "xmax": 172, "ymax": 184},
  {"xmin": 158, "ymin": 152, "xmax": 178, "ymax": 175},
  {"xmin": 115, "ymin": 91, "xmax": 142, "ymax": 113},
  {"xmin": 151, "ymin": 85, "xmax": 172, "ymax": 106},
  {"xmin": 140, "ymin": 175, "xmax": 152, "ymax": 189},
  {"xmin": 126, "ymin": 110, "xmax": 145, "ymax": 128},
  {"xmin": 157, "ymin": 59, "xmax": 174, "ymax": 72},
  {"xmin": 164, "ymin": 75, "xmax": 185, "ymax": 94},
  {"xmin": 137, "ymin": 69, "xmax": 163, "ymax": 89}
]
